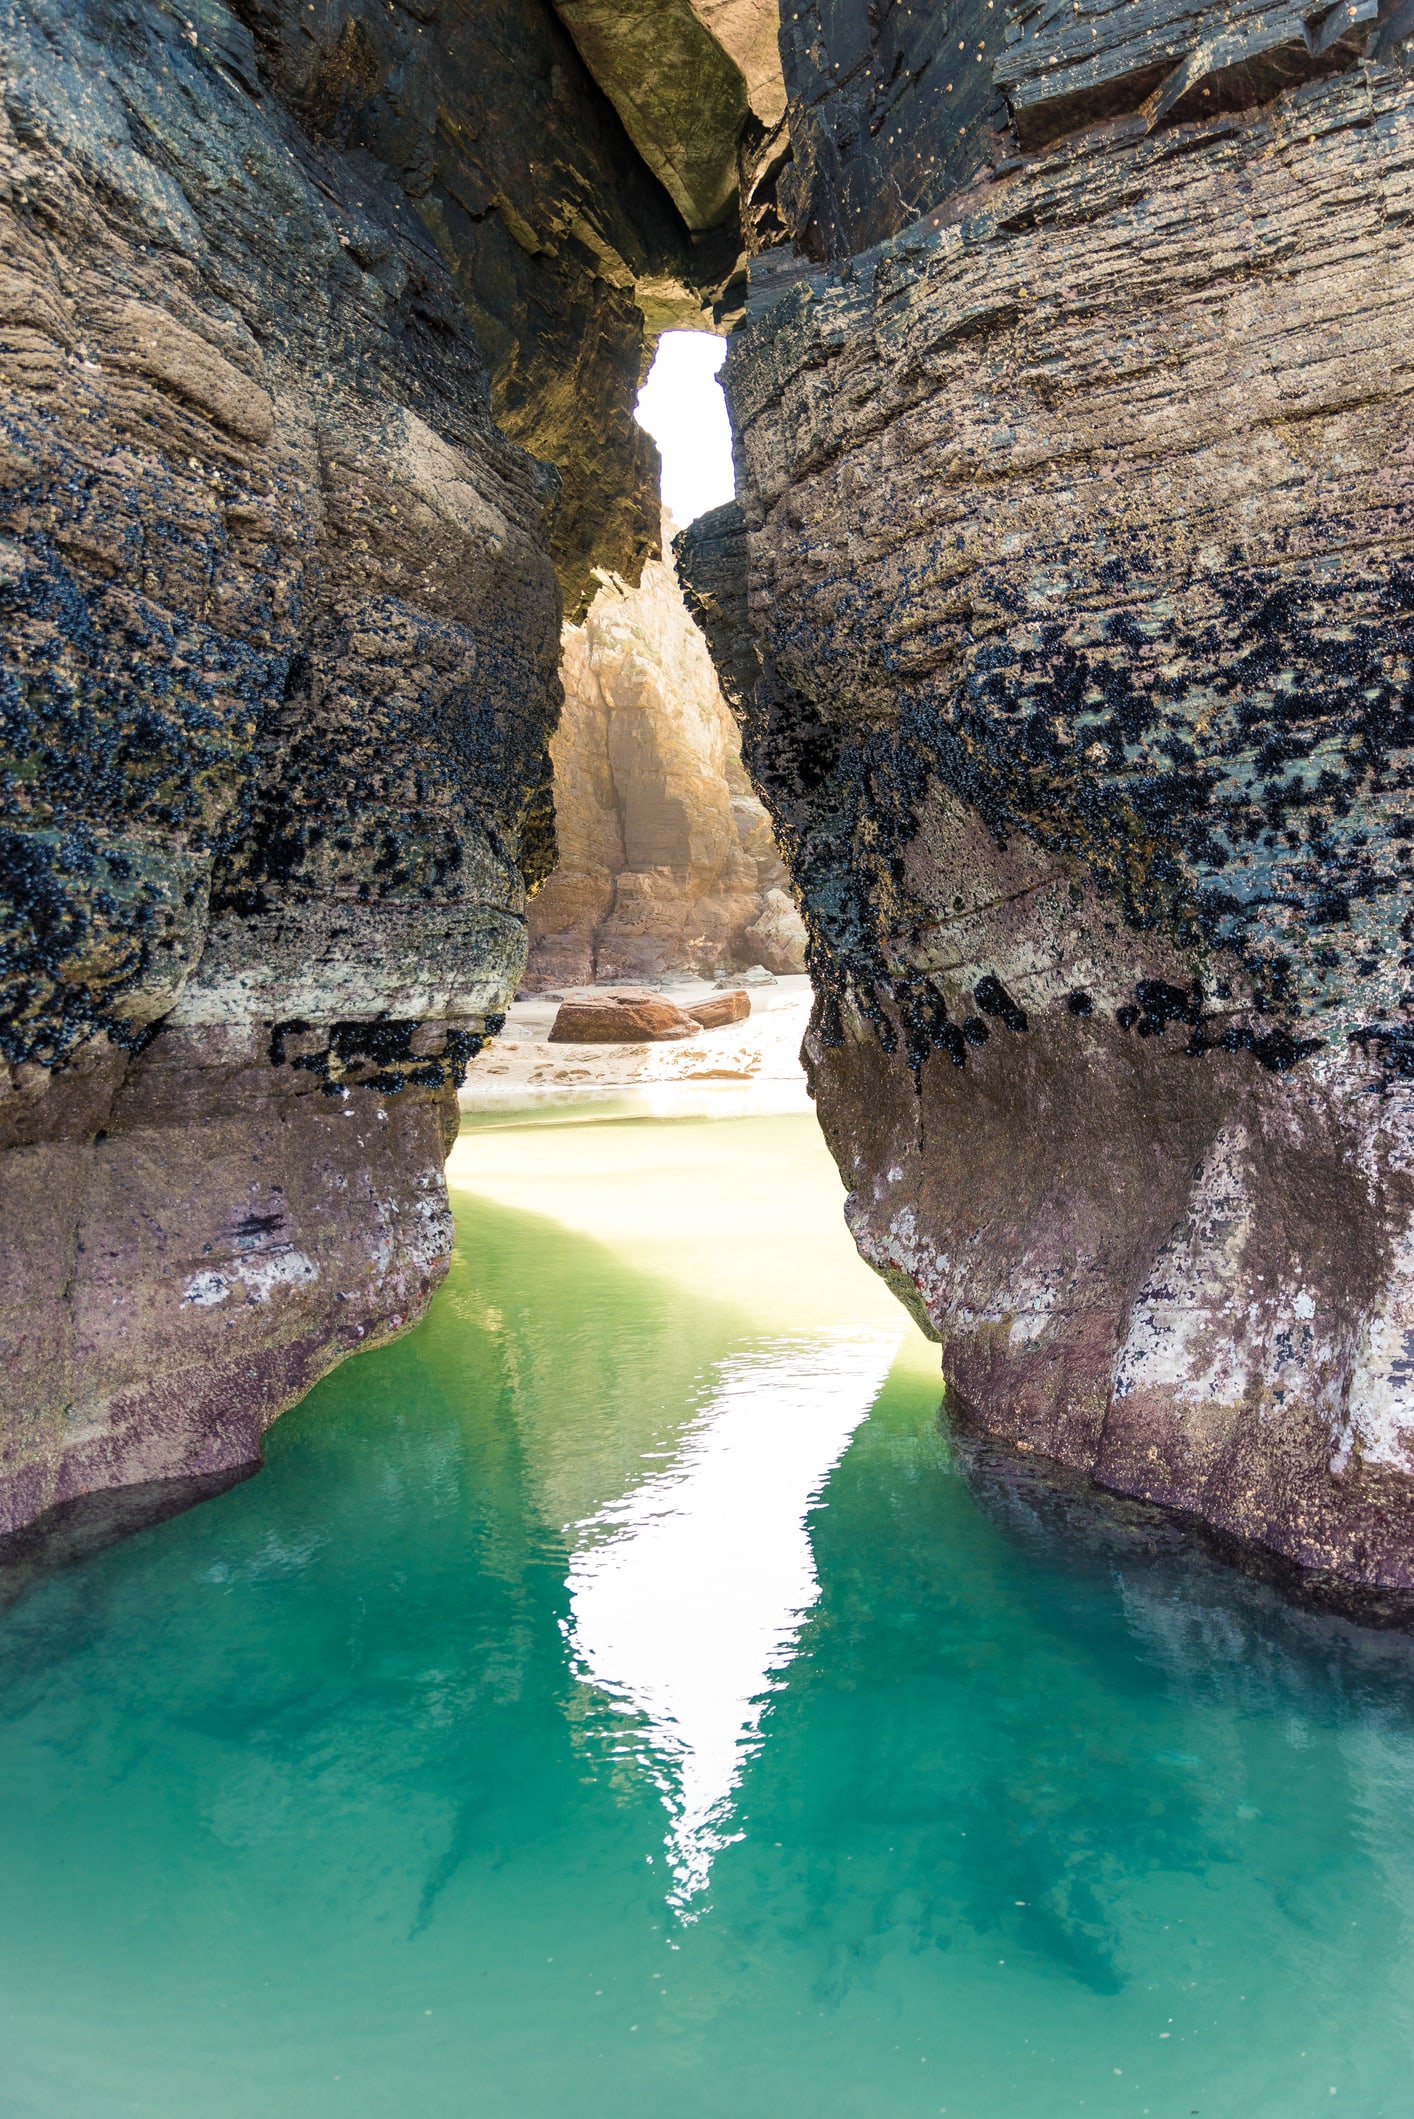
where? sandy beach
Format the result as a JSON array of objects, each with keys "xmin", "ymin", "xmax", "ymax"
[{"xmin": 457, "ymin": 973, "xmax": 815, "ymax": 1113}]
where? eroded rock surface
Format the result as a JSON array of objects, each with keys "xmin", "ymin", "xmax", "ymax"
[
  {"xmin": 526, "ymin": 536, "xmax": 806, "ymax": 986},
  {"xmin": 681, "ymin": 5, "xmax": 1414, "ymax": 1597},
  {"xmin": 0, "ymin": 0, "xmax": 637, "ymax": 1541},
  {"xmin": 10, "ymin": 0, "xmax": 1414, "ymax": 1613},
  {"xmin": 234, "ymin": 0, "xmax": 732, "ymax": 605}
]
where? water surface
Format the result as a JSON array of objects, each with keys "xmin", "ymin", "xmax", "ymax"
[{"xmin": 1, "ymin": 1104, "xmax": 1413, "ymax": 2117}]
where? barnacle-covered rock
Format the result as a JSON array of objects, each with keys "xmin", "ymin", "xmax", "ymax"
[
  {"xmin": 0, "ymin": 0, "xmax": 561, "ymax": 1538},
  {"xmin": 683, "ymin": 13, "xmax": 1414, "ymax": 1599}
]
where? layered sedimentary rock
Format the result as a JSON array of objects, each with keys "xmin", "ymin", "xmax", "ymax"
[
  {"xmin": 10, "ymin": 0, "xmax": 1414, "ymax": 1617},
  {"xmin": 526, "ymin": 538, "xmax": 806, "ymax": 985},
  {"xmin": 0, "ymin": 0, "xmax": 574, "ymax": 1537},
  {"xmin": 235, "ymin": 0, "xmax": 738, "ymax": 605},
  {"xmin": 0, "ymin": 0, "xmax": 807, "ymax": 1551},
  {"xmin": 682, "ymin": 2, "xmax": 1414, "ymax": 1597}
]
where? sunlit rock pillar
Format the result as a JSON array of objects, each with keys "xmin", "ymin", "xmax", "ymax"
[{"xmin": 526, "ymin": 531, "xmax": 805, "ymax": 986}]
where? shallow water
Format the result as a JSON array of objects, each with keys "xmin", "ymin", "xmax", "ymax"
[{"xmin": 3, "ymin": 1105, "xmax": 1414, "ymax": 2118}]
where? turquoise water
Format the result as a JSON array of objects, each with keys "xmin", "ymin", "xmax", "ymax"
[{"xmin": 2, "ymin": 1105, "xmax": 1414, "ymax": 2118}]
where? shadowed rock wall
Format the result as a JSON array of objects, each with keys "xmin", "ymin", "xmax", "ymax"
[
  {"xmin": 682, "ymin": 1, "xmax": 1414, "ymax": 1598},
  {"xmin": 233, "ymin": 0, "xmax": 734, "ymax": 605},
  {"xmin": 0, "ymin": 0, "xmax": 575, "ymax": 1536}
]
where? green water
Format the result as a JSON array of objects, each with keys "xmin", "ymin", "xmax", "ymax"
[{"xmin": 2, "ymin": 1106, "xmax": 1414, "ymax": 2118}]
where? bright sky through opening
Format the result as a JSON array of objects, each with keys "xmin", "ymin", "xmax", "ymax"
[{"xmin": 634, "ymin": 330, "xmax": 736, "ymax": 529}]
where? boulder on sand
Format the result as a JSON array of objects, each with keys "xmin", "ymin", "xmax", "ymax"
[
  {"xmin": 742, "ymin": 889, "xmax": 808, "ymax": 976},
  {"xmin": 687, "ymin": 990, "xmax": 751, "ymax": 1031},
  {"xmin": 548, "ymin": 990, "xmax": 699, "ymax": 1042}
]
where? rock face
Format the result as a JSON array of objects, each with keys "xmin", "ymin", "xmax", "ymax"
[
  {"xmin": 526, "ymin": 538, "xmax": 806, "ymax": 986},
  {"xmin": 744, "ymin": 887, "xmax": 812, "ymax": 977},
  {"xmin": 680, "ymin": 4, "xmax": 1414, "ymax": 1599},
  {"xmin": 687, "ymin": 987, "xmax": 751, "ymax": 1029},
  {"xmin": 0, "ymin": 0, "xmax": 574, "ymax": 1538},
  {"xmin": 232, "ymin": 0, "xmax": 736, "ymax": 607},
  {"xmin": 10, "ymin": 0, "xmax": 1414, "ymax": 1614},
  {"xmin": 0, "ymin": 0, "xmax": 797, "ymax": 1550}
]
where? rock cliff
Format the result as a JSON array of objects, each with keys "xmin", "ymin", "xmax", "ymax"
[
  {"xmin": 526, "ymin": 535, "xmax": 806, "ymax": 986},
  {"xmin": 0, "ymin": 0, "xmax": 568, "ymax": 1540},
  {"xmin": 0, "ymin": 0, "xmax": 757, "ymax": 1547},
  {"xmin": 681, "ymin": 0, "xmax": 1414, "ymax": 1602}
]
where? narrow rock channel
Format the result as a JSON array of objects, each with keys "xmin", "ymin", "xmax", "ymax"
[{"xmin": 4, "ymin": 2, "xmax": 1414, "ymax": 2104}]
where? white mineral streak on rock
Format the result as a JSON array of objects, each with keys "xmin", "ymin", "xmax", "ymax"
[
  {"xmin": 182, "ymin": 1249, "xmax": 318, "ymax": 1307},
  {"xmin": 181, "ymin": 1271, "xmax": 233, "ymax": 1309},
  {"xmin": 1112, "ymin": 1126, "xmax": 1256, "ymax": 1411}
]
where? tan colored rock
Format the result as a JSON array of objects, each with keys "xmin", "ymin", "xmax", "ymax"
[
  {"xmin": 547, "ymin": 0, "xmax": 784, "ymax": 234},
  {"xmin": 688, "ymin": 989, "xmax": 750, "ymax": 1029},
  {"xmin": 742, "ymin": 889, "xmax": 808, "ymax": 977},
  {"xmin": 547, "ymin": 990, "xmax": 699, "ymax": 1042},
  {"xmin": 694, "ymin": 0, "xmax": 787, "ymax": 127},
  {"xmin": 527, "ymin": 528, "xmax": 795, "ymax": 989},
  {"xmin": 552, "ymin": 0, "xmax": 749, "ymax": 231}
]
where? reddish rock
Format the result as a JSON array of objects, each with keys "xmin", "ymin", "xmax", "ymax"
[
  {"xmin": 688, "ymin": 990, "xmax": 751, "ymax": 1030},
  {"xmin": 547, "ymin": 991, "xmax": 699, "ymax": 1043}
]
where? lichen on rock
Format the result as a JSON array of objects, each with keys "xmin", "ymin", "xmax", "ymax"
[{"xmin": 0, "ymin": 0, "xmax": 559, "ymax": 1541}]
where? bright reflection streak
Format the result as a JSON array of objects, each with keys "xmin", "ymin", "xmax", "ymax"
[{"xmin": 565, "ymin": 1328, "xmax": 900, "ymax": 1910}]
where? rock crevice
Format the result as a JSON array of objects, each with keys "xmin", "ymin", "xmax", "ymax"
[{"xmin": 10, "ymin": 0, "xmax": 1414, "ymax": 1605}]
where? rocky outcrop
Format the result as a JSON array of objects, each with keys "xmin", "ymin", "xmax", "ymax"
[
  {"xmin": 547, "ymin": 988, "xmax": 699, "ymax": 1039},
  {"xmin": 681, "ymin": 3, "xmax": 1414, "ymax": 1599},
  {"xmin": 231, "ymin": 0, "xmax": 739, "ymax": 606},
  {"xmin": 0, "ymin": 0, "xmax": 576, "ymax": 1538},
  {"xmin": 526, "ymin": 537, "xmax": 806, "ymax": 986},
  {"xmin": 10, "ymin": 0, "xmax": 1414, "ymax": 1614},
  {"xmin": 0, "ymin": 0, "xmax": 800, "ymax": 1550}
]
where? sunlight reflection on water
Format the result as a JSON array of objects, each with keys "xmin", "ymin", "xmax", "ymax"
[{"xmin": 565, "ymin": 1329, "xmax": 899, "ymax": 1908}]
